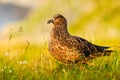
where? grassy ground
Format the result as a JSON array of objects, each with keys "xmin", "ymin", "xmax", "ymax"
[{"xmin": 0, "ymin": 39, "xmax": 120, "ymax": 80}]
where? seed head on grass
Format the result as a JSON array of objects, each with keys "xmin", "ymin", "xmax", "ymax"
[
  {"xmin": 19, "ymin": 26, "xmax": 23, "ymax": 33},
  {"xmin": 8, "ymin": 28, "xmax": 13, "ymax": 42}
]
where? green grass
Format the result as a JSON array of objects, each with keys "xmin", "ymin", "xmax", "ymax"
[{"xmin": 0, "ymin": 42, "xmax": 120, "ymax": 80}]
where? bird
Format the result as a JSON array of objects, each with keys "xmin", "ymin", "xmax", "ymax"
[{"xmin": 47, "ymin": 14, "xmax": 112, "ymax": 64}]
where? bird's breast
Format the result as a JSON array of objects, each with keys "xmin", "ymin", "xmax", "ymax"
[{"xmin": 48, "ymin": 36, "xmax": 82, "ymax": 63}]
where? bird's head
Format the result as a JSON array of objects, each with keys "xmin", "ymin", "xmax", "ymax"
[{"xmin": 47, "ymin": 14, "xmax": 67, "ymax": 27}]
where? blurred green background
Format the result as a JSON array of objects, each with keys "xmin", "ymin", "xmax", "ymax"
[{"xmin": 0, "ymin": 0, "xmax": 120, "ymax": 46}]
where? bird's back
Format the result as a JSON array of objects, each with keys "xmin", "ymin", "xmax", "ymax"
[{"xmin": 72, "ymin": 36, "xmax": 112, "ymax": 57}]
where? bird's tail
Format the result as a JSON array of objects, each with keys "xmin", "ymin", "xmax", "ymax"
[
  {"xmin": 95, "ymin": 45, "xmax": 113, "ymax": 56},
  {"xmin": 95, "ymin": 45, "xmax": 109, "ymax": 51},
  {"xmin": 103, "ymin": 50, "xmax": 113, "ymax": 56}
]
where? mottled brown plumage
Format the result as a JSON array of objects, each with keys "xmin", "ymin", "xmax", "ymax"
[{"xmin": 47, "ymin": 14, "xmax": 112, "ymax": 64}]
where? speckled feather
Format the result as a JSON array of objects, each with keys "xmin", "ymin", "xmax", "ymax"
[{"xmin": 48, "ymin": 14, "xmax": 111, "ymax": 63}]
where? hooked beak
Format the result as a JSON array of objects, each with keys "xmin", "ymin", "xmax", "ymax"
[{"xmin": 47, "ymin": 19, "xmax": 54, "ymax": 24}]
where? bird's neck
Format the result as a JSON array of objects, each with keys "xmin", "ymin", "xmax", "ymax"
[{"xmin": 50, "ymin": 25, "xmax": 70, "ymax": 39}]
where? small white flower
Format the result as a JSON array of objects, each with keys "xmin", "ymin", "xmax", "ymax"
[
  {"xmin": 3, "ymin": 51, "xmax": 9, "ymax": 56},
  {"xmin": 23, "ymin": 61, "xmax": 27, "ymax": 64},
  {"xmin": 1, "ymin": 69, "xmax": 3, "ymax": 72},
  {"xmin": 4, "ymin": 66, "xmax": 7, "ymax": 69},
  {"xmin": 9, "ymin": 70, "xmax": 12, "ymax": 73},
  {"xmin": 20, "ymin": 60, "xmax": 27, "ymax": 65}
]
